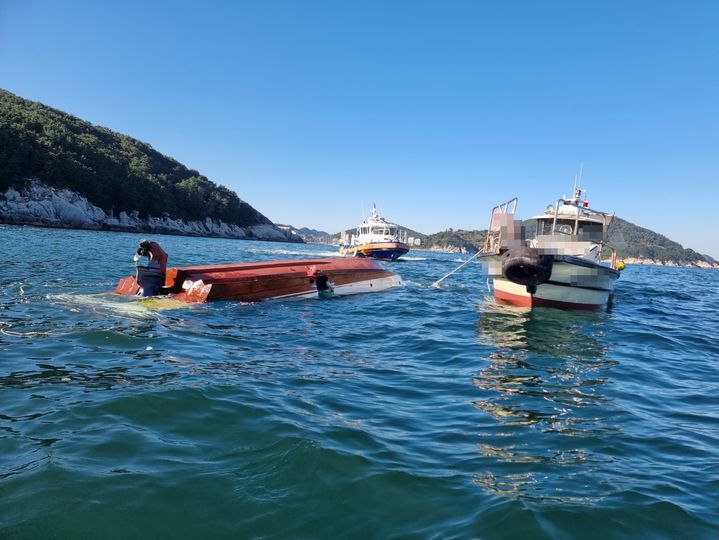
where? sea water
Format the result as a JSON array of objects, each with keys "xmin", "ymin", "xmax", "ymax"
[{"xmin": 1, "ymin": 225, "xmax": 718, "ymax": 539}]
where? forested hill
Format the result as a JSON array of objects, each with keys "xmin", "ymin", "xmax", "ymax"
[
  {"xmin": 610, "ymin": 217, "xmax": 711, "ymax": 262},
  {"xmin": 0, "ymin": 88, "xmax": 272, "ymax": 228},
  {"xmin": 423, "ymin": 229, "xmax": 485, "ymax": 253}
]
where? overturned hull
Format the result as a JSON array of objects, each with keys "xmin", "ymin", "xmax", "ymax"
[{"xmin": 115, "ymin": 257, "xmax": 402, "ymax": 303}]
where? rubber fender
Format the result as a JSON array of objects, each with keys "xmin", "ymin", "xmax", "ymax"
[{"xmin": 501, "ymin": 247, "xmax": 553, "ymax": 287}]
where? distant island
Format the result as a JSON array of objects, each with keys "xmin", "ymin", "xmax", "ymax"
[
  {"xmin": 418, "ymin": 221, "xmax": 718, "ymax": 268},
  {"xmin": 287, "ymin": 220, "xmax": 717, "ymax": 269},
  {"xmin": 0, "ymin": 89, "xmax": 299, "ymax": 242},
  {"xmin": 275, "ymin": 225, "xmax": 334, "ymax": 244}
]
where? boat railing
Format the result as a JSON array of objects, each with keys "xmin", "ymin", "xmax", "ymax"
[
  {"xmin": 609, "ymin": 246, "xmax": 623, "ymax": 270},
  {"xmin": 482, "ymin": 197, "xmax": 518, "ymax": 253},
  {"xmin": 597, "ymin": 242, "xmax": 621, "ymax": 270}
]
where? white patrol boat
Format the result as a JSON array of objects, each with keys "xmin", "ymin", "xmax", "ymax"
[
  {"xmin": 479, "ymin": 182, "xmax": 623, "ymax": 309},
  {"xmin": 339, "ymin": 204, "xmax": 410, "ymax": 261}
]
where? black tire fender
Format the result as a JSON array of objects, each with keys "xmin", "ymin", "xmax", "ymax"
[{"xmin": 501, "ymin": 247, "xmax": 553, "ymax": 287}]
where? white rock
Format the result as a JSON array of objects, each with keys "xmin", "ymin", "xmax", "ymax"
[{"xmin": 0, "ymin": 179, "xmax": 298, "ymax": 243}]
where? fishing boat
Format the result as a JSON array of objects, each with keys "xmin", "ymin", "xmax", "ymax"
[
  {"xmin": 339, "ymin": 204, "xmax": 410, "ymax": 261},
  {"xmin": 114, "ymin": 240, "xmax": 402, "ymax": 302},
  {"xmin": 478, "ymin": 183, "xmax": 623, "ymax": 309}
]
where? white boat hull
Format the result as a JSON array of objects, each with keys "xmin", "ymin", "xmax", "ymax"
[
  {"xmin": 489, "ymin": 257, "xmax": 619, "ymax": 309},
  {"xmin": 279, "ymin": 274, "xmax": 403, "ymax": 299}
]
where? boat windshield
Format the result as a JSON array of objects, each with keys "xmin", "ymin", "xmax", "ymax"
[{"xmin": 536, "ymin": 218, "xmax": 604, "ymax": 241}]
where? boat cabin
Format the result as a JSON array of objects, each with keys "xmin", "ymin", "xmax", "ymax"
[
  {"xmin": 346, "ymin": 204, "xmax": 407, "ymax": 245},
  {"xmin": 481, "ymin": 186, "xmax": 620, "ymax": 268},
  {"xmin": 527, "ymin": 196, "xmax": 614, "ymax": 259}
]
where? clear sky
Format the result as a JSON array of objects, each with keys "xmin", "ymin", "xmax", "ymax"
[{"xmin": 1, "ymin": 1, "xmax": 718, "ymax": 257}]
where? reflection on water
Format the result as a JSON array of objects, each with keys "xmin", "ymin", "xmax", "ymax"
[
  {"xmin": 476, "ymin": 297, "xmax": 611, "ymax": 358},
  {"xmin": 472, "ymin": 300, "xmax": 620, "ymax": 502}
]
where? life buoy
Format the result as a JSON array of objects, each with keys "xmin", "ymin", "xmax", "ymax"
[{"xmin": 501, "ymin": 247, "xmax": 553, "ymax": 289}]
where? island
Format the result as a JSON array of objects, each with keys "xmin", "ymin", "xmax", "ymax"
[{"xmin": 0, "ymin": 89, "xmax": 299, "ymax": 243}]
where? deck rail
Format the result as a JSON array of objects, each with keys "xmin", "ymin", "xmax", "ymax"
[{"xmin": 482, "ymin": 197, "xmax": 518, "ymax": 253}]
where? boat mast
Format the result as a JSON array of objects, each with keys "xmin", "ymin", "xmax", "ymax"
[{"xmin": 573, "ymin": 163, "xmax": 584, "ymax": 234}]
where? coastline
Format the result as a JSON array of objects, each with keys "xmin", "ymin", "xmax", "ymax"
[
  {"xmin": 411, "ymin": 247, "xmax": 719, "ymax": 269},
  {"xmin": 618, "ymin": 257, "xmax": 719, "ymax": 270},
  {"xmin": 0, "ymin": 181, "xmax": 302, "ymax": 244}
]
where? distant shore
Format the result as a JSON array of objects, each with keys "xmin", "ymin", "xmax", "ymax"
[
  {"xmin": 309, "ymin": 242, "xmax": 719, "ymax": 269},
  {"xmin": 0, "ymin": 181, "xmax": 302, "ymax": 244},
  {"xmin": 618, "ymin": 257, "xmax": 719, "ymax": 270},
  {"xmin": 412, "ymin": 247, "xmax": 719, "ymax": 269},
  {"xmin": 0, "ymin": 220, "xmax": 307, "ymax": 244}
]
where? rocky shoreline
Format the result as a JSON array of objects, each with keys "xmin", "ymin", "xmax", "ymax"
[
  {"xmin": 417, "ymin": 247, "xmax": 719, "ymax": 269},
  {"xmin": 619, "ymin": 257, "xmax": 719, "ymax": 269},
  {"xmin": 0, "ymin": 181, "xmax": 300, "ymax": 243}
]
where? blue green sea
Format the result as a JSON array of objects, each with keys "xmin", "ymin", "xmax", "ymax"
[{"xmin": 1, "ymin": 225, "xmax": 718, "ymax": 539}]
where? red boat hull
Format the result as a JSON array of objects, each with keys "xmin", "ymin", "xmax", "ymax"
[{"xmin": 114, "ymin": 258, "xmax": 399, "ymax": 303}]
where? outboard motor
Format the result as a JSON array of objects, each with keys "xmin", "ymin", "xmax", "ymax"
[
  {"xmin": 133, "ymin": 240, "xmax": 168, "ymax": 297},
  {"xmin": 501, "ymin": 247, "xmax": 553, "ymax": 294}
]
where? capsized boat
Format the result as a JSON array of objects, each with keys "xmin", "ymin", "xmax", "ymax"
[
  {"xmin": 114, "ymin": 240, "xmax": 402, "ymax": 302},
  {"xmin": 339, "ymin": 204, "xmax": 410, "ymax": 261},
  {"xmin": 479, "ymin": 184, "xmax": 623, "ymax": 309}
]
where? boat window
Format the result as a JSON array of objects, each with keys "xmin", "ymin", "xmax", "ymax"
[
  {"xmin": 536, "ymin": 218, "xmax": 604, "ymax": 240},
  {"xmin": 536, "ymin": 219, "xmax": 555, "ymax": 235},
  {"xmin": 521, "ymin": 219, "xmax": 535, "ymax": 237},
  {"xmin": 537, "ymin": 219, "xmax": 575, "ymax": 235},
  {"xmin": 577, "ymin": 221, "xmax": 604, "ymax": 241}
]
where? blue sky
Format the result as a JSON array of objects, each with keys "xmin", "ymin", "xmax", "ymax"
[{"xmin": 1, "ymin": 1, "xmax": 718, "ymax": 257}]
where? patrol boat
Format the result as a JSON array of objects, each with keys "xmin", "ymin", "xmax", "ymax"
[
  {"xmin": 479, "ymin": 184, "xmax": 623, "ymax": 309},
  {"xmin": 339, "ymin": 204, "xmax": 410, "ymax": 261}
]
